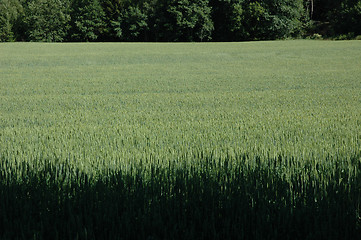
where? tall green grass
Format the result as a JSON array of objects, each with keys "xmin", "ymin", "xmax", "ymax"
[{"xmin": 0, "ymin": 41, "xmax": 361, "ymax": 239}]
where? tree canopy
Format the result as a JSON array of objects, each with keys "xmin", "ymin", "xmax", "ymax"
[{"xmin": 0, "ymin": 0, "xmax": 360, "ymax": 42}]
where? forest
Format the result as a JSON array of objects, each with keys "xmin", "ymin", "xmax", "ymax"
[{"xmin": 0, "ymin": 0, "xmax": 361, "ymax": 42}]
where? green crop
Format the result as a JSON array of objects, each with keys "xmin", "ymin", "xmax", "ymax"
[{"xmin": 0, "ymin": 41, "xmax": 360, "ymax": 239}]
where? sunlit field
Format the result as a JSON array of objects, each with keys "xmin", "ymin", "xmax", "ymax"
[{"xmin": 0, "ymin": 40, "xmax": 360, "ymax": 239}]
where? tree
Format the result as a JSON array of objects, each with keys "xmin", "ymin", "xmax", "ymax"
[
  {"xmin": 100, "ymin": 0, "xmax": 125, "ymax": 40},
  {"xmin": 111, "ymin": 4, "xmax": 149, "ymax": 41},
  {"xmin": 308, "ymin": 0, "xmax": 361, "ymax": 37},
  {"xmin": 0, "ymin": 0, "xmax": 24, "ymax": 41},
  {"xmin": 70, "ymin": 0, "xmax": 106, "ymax": 41},
  {"xmin": 241, "ymin": 1, "xmax": 269, "ymax": 40},
  {"xmin": 154, "ymin": 0, "xmax": 214, "ymax": 41},
  {"xmin": 24, "ymin": 0, "xmax": 71, "ymax": 42},
  {"xmin": 311, "ymin": 0, "xmax": 338, "ymax": 22},
  {"xmin": 305, "ymin": 0, "xmax": 313, "ymax": 19},
  {"xmin": 210, "ymin": 0, "xmax": 304, "ymax": 41},
  {"xmin": 262, "ymin": 0, "xmax": 304, "ymax": 39},
  {"xmin": 210, "ymin": 0, "xmax": 246, "ymax": 41},
  {"xmin": 332, "ymin": 0, "xmax": 361, "ymax": 36}
]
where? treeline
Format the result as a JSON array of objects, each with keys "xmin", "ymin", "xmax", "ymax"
[{"xmin": 0, "ymin": 0, "xmax": 360, "ymax": 42}]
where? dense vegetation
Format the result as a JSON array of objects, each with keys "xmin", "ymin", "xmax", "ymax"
[
  {"xmin": 1, "ymin": 0, "xmax": 361, "ymax": 42},
  {"xmin": 0, "ymin": 41, "xmax": 360, "ymax": 239}
]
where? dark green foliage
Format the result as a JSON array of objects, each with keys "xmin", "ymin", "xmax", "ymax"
[
  {"xmin": 111, "ymin": 4, "xmax": 149, "ymax": 41},
  {"xmin": 149, "ymin": 0, "xmax": 213, "ymax": 42},
  {"xmin": 309, "ymin": 0, "xmax": 361, "ymax": 37},
  {"xmin": 0, "ymin": 1, "xmax": 359, "ymax": 42},
  {"xmin": 210, "ymin": 0, "xmax": 246, "ymax": 41},
  {"xmin": 240, "ymin": 1, "xmax": 269, "ymax": 40},
  {"xmin": 261, "ymin": 0, "xmax": 304, "ymax": 39},
  {"xmin": 23, "ymin": 0, "xmax": 71, "ymax": 42},
  {"xmin": 69, "ymin": 0, "xmax": 106, "ymax": 41},
  {"xmin": 100, "ymin": 0, "xmax": 124, "ymax": 22},
  {"xmin": 1, "ymin": 155, "xmax": 360, "ymax": 239},
  {"xmin": 210, "ymin": 0, "xmax": 304, "ymax": 41},
  {"xmin": 331, "ymin": 0, "xmax": 361, "ymax": 36},
  {"xmin": 0, "ymin": 0, "xmax": 24, "ymax": 41}
]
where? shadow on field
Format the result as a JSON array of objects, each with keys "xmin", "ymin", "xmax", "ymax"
[{"xmin": 0, "ymin": 158, "xmax": 360, "ymax": 240}]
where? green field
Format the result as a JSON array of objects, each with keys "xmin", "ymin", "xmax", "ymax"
[{"xmin": 0, "ymin": 41, "xmax": 361, "ymax": 239}]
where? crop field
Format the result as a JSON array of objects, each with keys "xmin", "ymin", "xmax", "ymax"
[{"xmin": 0, "ymin": 40, "xmax": 361, "ymax": 239}]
